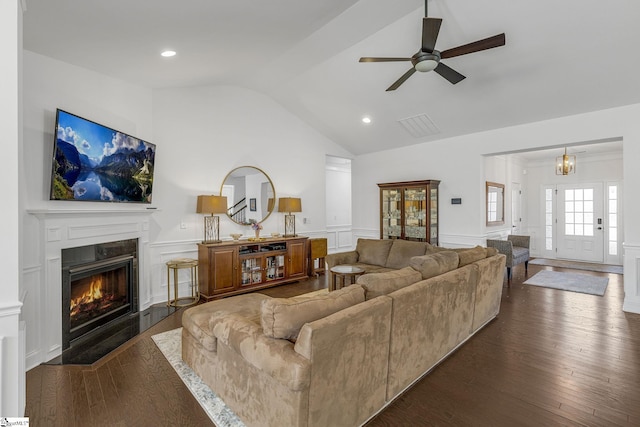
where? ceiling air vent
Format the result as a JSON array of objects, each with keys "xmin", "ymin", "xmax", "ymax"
[{"xmin": 397, "ymin": 113, "xmax": 440, "ymax": 139}]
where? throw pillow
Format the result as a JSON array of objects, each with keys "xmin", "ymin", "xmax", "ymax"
[
  {"xmin": 356, "ymin": 239, "xmax": 394, "ymax": 267},
  {"xmin": 409, "ymin": 251, "xmax": 460, "ymax": 280},
  {"xmin": 357, "ymin": 267, "xmax": 423, "ymax": 300},
  {"xmin": 261, "ymin": 285, "xmax": 365, "ymax": 340}
]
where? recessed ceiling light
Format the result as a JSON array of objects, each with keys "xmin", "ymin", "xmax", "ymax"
[
  {"xmin": 161, "ymin": 50, "xmax": 176, "ymax": 58},
  {"xmin": 362, "ymin": 116, "xmax": 372, "ymax": 124}
]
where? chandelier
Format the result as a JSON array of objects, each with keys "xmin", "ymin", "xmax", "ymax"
[{"xmin": 555, "ymin": 148, "xmax": 576, "ymax": 175}]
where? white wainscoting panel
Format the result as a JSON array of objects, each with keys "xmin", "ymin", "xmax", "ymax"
[
  {"xmin": 623, "ymin": 243, "xmax": 640, "ymax": 314},
  {"xmin": 326, "ymin": 225, "xmax": 355, "ymax": 253},
  {"xmin": 0, "ymin": 334, "xmax": 3, "ymax": 415},
  {"xmin": 45, "ymin": 256, "xmax": 62, "ymax": 361},
  {"xmin": 67, "ymin": 222, "xmax": 140, "ymax": 240},
  {"xmin": 19, "ymin": 320, "xmax": 25, "ymax": 416},
  {"xmin": 441, "ymin": 233, "xmax": 490, "ymax": 248},
  {"xmin": 148, "ymin": 239, "xmax": 200, "ymax": 307},
  {"xmin": 21, "ymin": 265, "xmax": 42, "ymax": 370}
]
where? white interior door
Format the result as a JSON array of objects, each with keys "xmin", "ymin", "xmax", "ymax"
[
  {"xmin": 556, "ymin": 183, "xmax": 604, "ymax": 262},
  {"xmin": 511, "ymin": 183, "xmax": 522, "ymax": 234}
]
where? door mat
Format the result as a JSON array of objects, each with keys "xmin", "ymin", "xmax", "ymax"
[{"xmin": 524, "ymin": 270, "xmax": 608, "ymax": 296}]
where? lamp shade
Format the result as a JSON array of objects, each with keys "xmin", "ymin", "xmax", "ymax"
[
  {"xmin": 196, "ymin": 195, "xmax": 228, "ymax": 214},
  {"xmin": 278, "ymin": 197, "xmax": 302, "ymax": 213}
]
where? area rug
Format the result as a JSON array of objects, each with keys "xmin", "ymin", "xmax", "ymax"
[
  {"xmin": 524, "ymin": 270, "xmax": 609, "ymax": 296},
  {"xmin": 529, "ymin": 258, "xmax": 623, "ymax": 274},
  {"xmin": 151, "ymin": 328, "xmax": 245, "ymax": 427}
]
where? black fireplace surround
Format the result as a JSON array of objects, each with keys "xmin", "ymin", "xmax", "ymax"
[{"xmin": 61, "ymin": 239, "xmax": 139, "ymax": 351}]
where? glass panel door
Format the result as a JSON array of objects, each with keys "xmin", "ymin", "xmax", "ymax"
[
  {"xmin": 404, "ymin": 187, "xmax": 427, "ymax": 241},
  {"xmin": 381, "ymin": 189, "xmax": 401, "ymax": 239},
  {"xmin": 429, "ymin": 187, "xmax": 438, "ymax": 245},
  {"xmin": 556, "ymin": 183, "xmax": 604, "ymax": 262}
]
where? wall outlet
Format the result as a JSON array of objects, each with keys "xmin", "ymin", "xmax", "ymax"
[
  {"xmin": 180, "ymin": 221, "xmax": 187, "ymax": 229},
  {"xmin": 303, "ymin": 217, "xmax": 310, "ymax": 224}
]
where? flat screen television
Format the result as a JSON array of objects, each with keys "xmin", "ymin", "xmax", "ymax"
[{"xmin": 50, "ymin": 109, "xmax": 156, "ymax": 203}]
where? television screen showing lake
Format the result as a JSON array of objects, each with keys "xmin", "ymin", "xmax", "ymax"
[{"xmin": 50, "ymin": 110, "xmax": 156, "ymax": 203}]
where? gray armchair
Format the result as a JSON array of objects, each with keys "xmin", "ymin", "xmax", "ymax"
[{"xmin": 486, "ymin": 235, "xmax": 530, "ymax": 279}]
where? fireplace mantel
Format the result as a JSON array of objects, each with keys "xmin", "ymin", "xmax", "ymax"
[
  {"xmin": 27, "ymin": 207, "xmax": 159, "ymax": 218},
  {"xmin": 27, "ymin": 206, "xmax": 154, "ymax": 366}
]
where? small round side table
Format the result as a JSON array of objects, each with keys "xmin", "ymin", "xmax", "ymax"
[
  {"xmin": 166, "ymin": 258, "xmax": 199, "ymax": 307},
  {"xmin": 329, "ymin": 265, "xmax": 365, "ymax": 291}
]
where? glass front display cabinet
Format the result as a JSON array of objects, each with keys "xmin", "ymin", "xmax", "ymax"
[{"xmin": 378, "ymin": 180, "xmax": 440, "ymax": 244}]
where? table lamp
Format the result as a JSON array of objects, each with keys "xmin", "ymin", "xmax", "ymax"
[
  {"xmin": 196, "ymin": 195, "xmax": 228, "ymax": 243},
  {"xmin": 278, "ymin": 197, "xmax": 302, "ymax": 237}
]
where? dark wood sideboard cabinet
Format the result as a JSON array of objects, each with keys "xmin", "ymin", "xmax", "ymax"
[
  {"xmin": 198, "ymin": 236, "xmax": 309, "ymax": 300},
  {"xmin": 378, "ymin": 180, "xmax": 440, "ymax": 244}
]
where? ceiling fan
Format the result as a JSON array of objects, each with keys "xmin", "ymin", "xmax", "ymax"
[{"xmin": 359, "ymin": 1, "xmax": 506, "ymax": 91}]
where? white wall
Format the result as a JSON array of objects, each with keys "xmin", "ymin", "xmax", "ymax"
[
  {"xmin": 352, "ymin": 137, "xmax": 487, "ymax": 246},
  {"xmin": 325, "ymin": 157, "xmax": 352, "ymax": 252},
  {"xmin": 150, "ymin": 85, "xmax": 350, "ymax": 245},
  {"xmin": 352, "ymin": 104, "xmax": 640, "ymax": 313},
  {"xmin": 1, "ymin": 0, "xmax": 24, "ymax": 416},
  {"xmin": 148, "ymin": 85, "xmax": 351, "ymax": 305},
  {"xmin": 483, "ymin": 155, "xmax": 510, "ymax": 240}
]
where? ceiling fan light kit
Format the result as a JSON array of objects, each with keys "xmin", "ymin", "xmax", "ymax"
[
  {"xmin": 413, "ymin": 53, "xmax": 440, "ymax": 72},
  {"xmin": 359, "ymin": 1, "xmax": 506, "ymax": 91}
]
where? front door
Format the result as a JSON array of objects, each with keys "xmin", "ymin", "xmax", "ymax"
[{"xmin": 556, "ymin": 183, "xmax": 604, "ymax": 262}]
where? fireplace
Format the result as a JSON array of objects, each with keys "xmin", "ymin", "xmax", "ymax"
[{"xmin": 61, "ymin": 239, "xmax": 138, "ymax": 351}]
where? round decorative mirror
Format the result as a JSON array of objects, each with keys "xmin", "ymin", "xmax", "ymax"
[{"xmin": 221, "ymin": 166, "xmax": 276, "ymax": 225}]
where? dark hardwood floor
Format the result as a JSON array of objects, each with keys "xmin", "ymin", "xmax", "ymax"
[{"xmin": 25, "ymin": 263, "xmax": 640, "ymax": 426}]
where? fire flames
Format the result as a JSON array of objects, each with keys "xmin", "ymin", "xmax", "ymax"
[{"xmin": 70, "ymin": 277, "xmax": 106, "ymax": 318}]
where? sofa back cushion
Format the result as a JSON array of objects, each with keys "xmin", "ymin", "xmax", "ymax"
[
  {"xmin": 356, "ymin": 239, "xmax": 394, "ymax": 267},
  {"xmin": 357, "ymin": 267, "xmax": 423, "ymax": 300},
  {"xmin": 453, "ymin": 246, "xmax": 488, "ymax": 267},
  {"xmin": 261, "ymin": 285, "xmax": 365, "ymax": 341},
  {"xmin": 385, "ymin": 240, "xmax": 428, "ymax": 269},
  {"xmin": 409, "ymin": 251, "xmax": 460, "ymax": 279}
]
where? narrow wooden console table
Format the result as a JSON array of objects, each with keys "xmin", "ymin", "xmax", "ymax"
[{"xmin": 198, "ymin": 236, "xmax": 309, "ymax": 300}]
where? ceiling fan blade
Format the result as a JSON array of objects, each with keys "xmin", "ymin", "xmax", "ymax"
[
  {"xmin": 440, "ymin": 33, "xmax": 505, "ymax": 59},
  {"xmin": 360, "ymin": 57, "xmax": 412, "ymax": 63},
  {"xmin": 386, "ymin": 68, "xmax": 417, "ymax": 91},
  {"xmin": 422, "ymin": 17, "xmax": 442, "ymax": 53},
  {"xmin": 434, "ymin": 63, "xmax": 466, "ymax": 84}
]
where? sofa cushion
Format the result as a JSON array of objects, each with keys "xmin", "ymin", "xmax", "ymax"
[
  {"xmin": 385, "ymin": 240, "xmax": 428, "ymax": 269},
  {"xmin": 409, "ymin": 251, "xmax": 460, "ymax": 280},
  {"xmin": 426, "ymin": 244, "xmax": 447, "ymax": 254},
  {"xmin": 261, "ymin": 285, "xmax": 366, "ymax": 340},
  {"xmin": 182, "ymin": 293, "xmax": 269, "ymax": 352},
  {"xmin": 350, "ymin": 263, "xmax": 393, "ymax": 274},
  {"xmin": 356, "ymin": 267, "xmax": 423, "ymax": 300},
  {"xmin": 454, "ymin": 246, "xmax": 488, "ymax": 267},
  {"xmin": 356, "ymin": 239, "xmax": 394, "ymax": 267}
]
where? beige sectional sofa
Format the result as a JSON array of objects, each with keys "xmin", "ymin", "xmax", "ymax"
[{"xmin": 182, "ymin": 239, "xmax": 506, "ymax": 427}]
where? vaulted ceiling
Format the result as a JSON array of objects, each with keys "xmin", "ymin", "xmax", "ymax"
[{"xmin": 23, "ymin": 0, "xmax": 639, "ymax": 156}]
